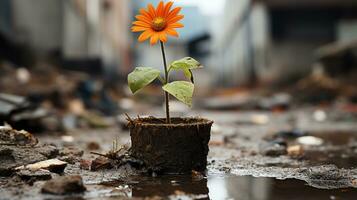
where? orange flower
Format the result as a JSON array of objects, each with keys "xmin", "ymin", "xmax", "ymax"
[{"xmin": 131, "ymin": 1, "xmax": 184, "ymax": 45}]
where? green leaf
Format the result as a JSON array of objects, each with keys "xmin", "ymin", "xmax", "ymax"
[
  {"xmin": 169, "ymin": 57, "xmax": 201, "ymax": 71},
  {"xmin": 162, "ymin": 81, "xmax": 194, "ymax": 107},
  {"xmin": 183, "ymin": 69, "xmax": 194, "ymax": 83},
  {"xmin": 128, "ymin": 67, "xmax": 161, "ymax": 94}
]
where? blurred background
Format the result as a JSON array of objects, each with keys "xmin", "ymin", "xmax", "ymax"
[{"xmin": 1, "ymin": 0, "xmax": 357, "ymax": 131}]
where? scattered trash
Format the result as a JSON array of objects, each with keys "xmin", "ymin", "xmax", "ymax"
[
  {"xmin": 41, "ymin": 175, "xmax": 86, "ymax": 195},
  {"xmin": 15, "ymin": 159, "xmax": 67, "ymax": 174},
  {"xmin": 297, "ymin": 136, "xmax": 324, "ymax": 146}
]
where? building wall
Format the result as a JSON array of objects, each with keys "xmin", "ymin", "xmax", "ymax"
[{"xmin": 12, "ymin": 0, "xmax": 63, "ymax": 53}]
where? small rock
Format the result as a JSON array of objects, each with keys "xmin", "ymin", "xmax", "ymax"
[
  {"xmin": 17, "ymin": 169, "xmax": 52, "ymax": 182},
  {"xmin": 16, "ymin": 159, "xmax": 67, "ymax": 174},
  {"xmin": 259, "ymin": 141, "xmax": 287, "ymax": 157},
  {"xmin": 41, "ymin": 175, "xmax": 86, "ymax": 195},
  {"xmin": 87, "ymin": 141, "xmax": 100, "ymax": 150},
  {"xmin": 80, "ymin": 159, "xmax": 92, "ymax": 170},
  {"xmin": 287, "ymin": 145, "xmax": 304, "ymax": 157},
  {"xmin": 91, "ymin": 157, "xmax": 112, "ymax": 171}
]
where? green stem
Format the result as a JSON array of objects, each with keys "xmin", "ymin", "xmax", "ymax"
[{"xmin": 160, "ymin": 41, "xmax": 171, "ymax": 124}]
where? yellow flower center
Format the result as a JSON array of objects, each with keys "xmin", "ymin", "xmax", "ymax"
[{"xmin": 151, "ymin": 17, "xmax": 166, "ymax": 31}]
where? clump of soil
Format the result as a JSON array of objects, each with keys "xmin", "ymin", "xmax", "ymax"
[{"xmin": 128, "ymin": 117, "xmax": 213, "ymax": 174}]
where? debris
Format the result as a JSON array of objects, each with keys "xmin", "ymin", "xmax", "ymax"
[
  {"xmin": 297, "ymin": 136, "xmax": 324, "ymax": 146},
  {"xmin": 41, "ymin": 175, "xmax": 86, "ymax": 195},
  {"xmin": 15, "ymin": 159, "xmax": 67, "ymax": 174},
  {"xmin": 287, "ymin": 145, "xmax": 304, "ymax": 157},
  {"xmin": 91, "ymin": 157, "xmax": 112, "ymax": 171},
  {"xmin": 0, "ymin": 127, "xmax": 59, "ymax": 176},
  {"xmin": 0, "ymin": 93, "xmax": 62, "ymax": 132},
  {"xmin": 259, "ymin": 140, "xmax": 287, "ymax": 157}
]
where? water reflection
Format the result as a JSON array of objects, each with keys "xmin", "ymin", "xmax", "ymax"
[{"xmin": 94, "ymin": 174, "xmax": 357, "ymax": 200}]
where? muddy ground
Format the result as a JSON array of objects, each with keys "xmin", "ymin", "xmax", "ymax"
[{"xmin": 1, "ymin": 106, "xmax": 357, "ymax": 200}]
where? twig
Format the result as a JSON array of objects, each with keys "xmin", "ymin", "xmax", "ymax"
[{"xmin": 124, "ymin": 113, "xmax": 133, "ymax": 123}]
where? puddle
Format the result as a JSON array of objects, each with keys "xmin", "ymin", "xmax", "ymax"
[{"xmin": 82, "ymin": 175, "xmax": 357, "ymax": 200}]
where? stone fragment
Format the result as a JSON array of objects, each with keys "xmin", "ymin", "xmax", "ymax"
[
  {"xmin": 16, "ymin": 159, "xmax": 67, "ymax": 174},
  {"xmin": 17, "ymin": 169, "xmax": 52, "ymax": 182},
  {"xmin": 41, "ymin": 175, "xmax": 86, "ymax": 195}
]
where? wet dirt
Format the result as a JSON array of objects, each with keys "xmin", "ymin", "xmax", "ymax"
[{"xmin": 2, "ymin": 108, "xmax": 357, "ymax": 199}]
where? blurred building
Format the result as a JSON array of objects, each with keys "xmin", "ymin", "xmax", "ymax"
[
  {"xmin": 0, "ymin": 0, "xmax": 132, "ymax": 78},
  {"xmin": 210, "ymin": 0, "xmax": 357, "ymax": 86}
]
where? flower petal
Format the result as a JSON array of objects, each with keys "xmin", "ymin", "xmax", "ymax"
[
  {"xmin": 138, "ymin": 30, "xmax": 153, "ymax": 42},
  {"xmin": 131, "ymin": 26, "xmax": 148, "ymax": 32},
  {"xmin": 163, "ymin": 1, "xmax": 174, "ymax": 17},
  {"xmin": 150, "ymin": 33, "xmax": 159, "ymax": 45},
  {"xmin": 167, "ymin": 15, "xmax": 184, "ymax": 24},
  {"xmin": 166, "ymin": 28, "xmax": 179, "ymax": 37},
  {"xmin": 148, "ymin": 4, "xmax": 156, "ymax": 18},
  {"xmin": 167, "ymin": 7, "xmax": 181, "ymax": 20},
  {"xmin": 135, "ymin": 15, "xmax": 152, "ymax": 24},
  {"xmin": 168, "ymin": 23, "xmax": 184, "ymax": 28},
  {"xmin": 157, "ymin": 1, "xmax": 164, "ymax": 17},
  {"xmin": 159, "ymin": 32, "xmax": 167, "ymax": 43},
  {"xmin": 140, "ymin": 8, "xmax": 152, "ymax": 20},
  {"xmin": 133, "ymin": 21, "xmax": 151, "ymax": 28}
]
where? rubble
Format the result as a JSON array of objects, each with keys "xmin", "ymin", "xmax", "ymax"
[
  {"xmin": 0, "ymin": 127, "xmax": 59, "ymax": 176},
  {"xmin": 41, "ymin": 175, "xmax": 86, "ymax": 195}
]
